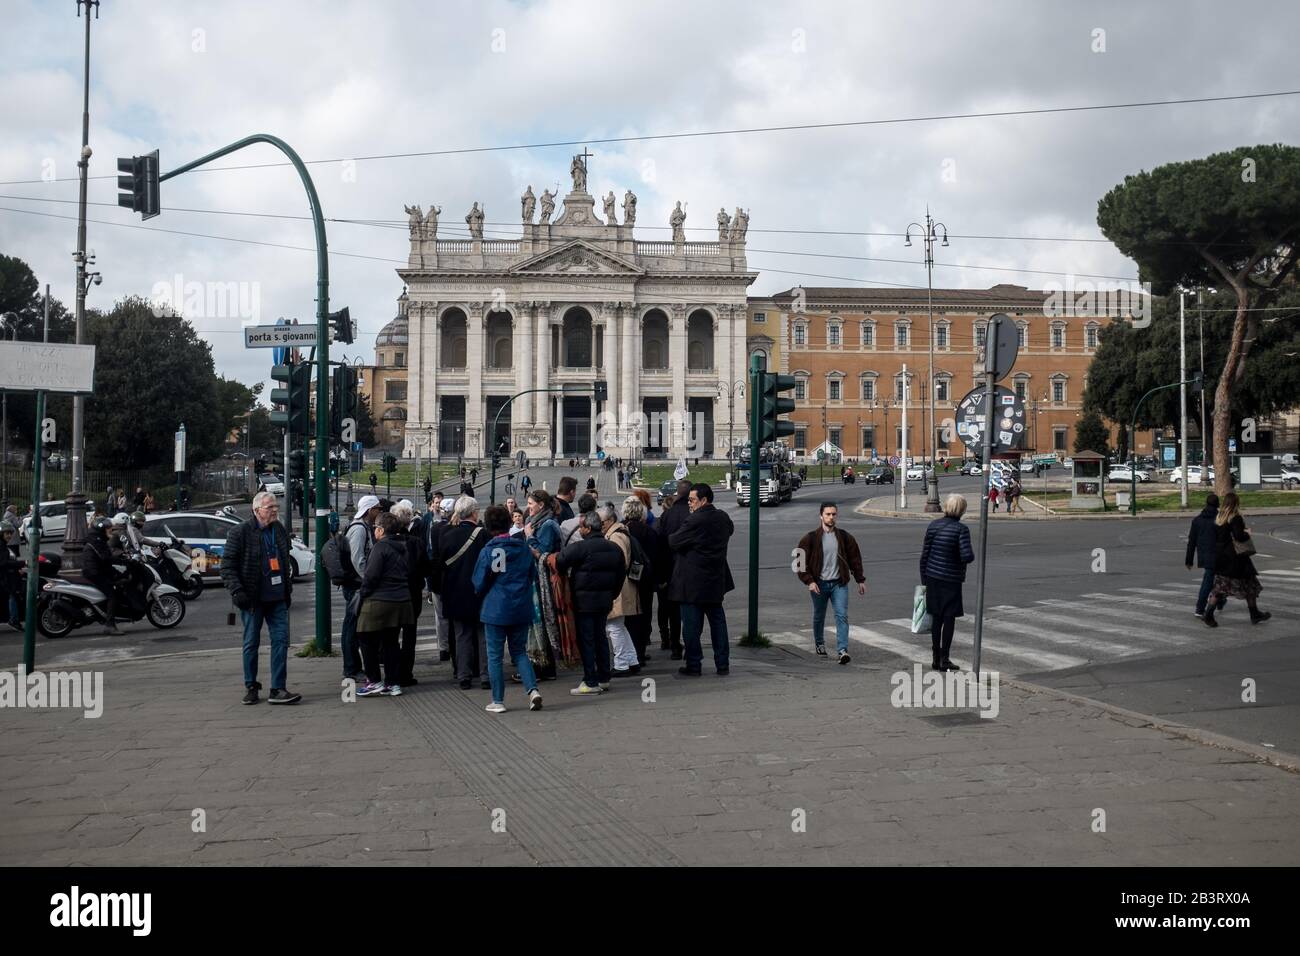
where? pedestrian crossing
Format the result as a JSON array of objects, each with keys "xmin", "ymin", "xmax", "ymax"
[{"xmin": 766, "ymin": 569, "xmax": 1300, "ymax": 677}]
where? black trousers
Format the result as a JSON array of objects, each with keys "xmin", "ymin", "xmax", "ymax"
[
  {"xmin": 398, "ymin": 596, "xmax": 421, "ymax": 682},
  {"xmin": 627, "ymin": 611, "xmax": 653, "ymax": 665},
  {"xmin": 657, "ymin": 593, "xmax": 681, "ymax": 651},
  {"xmin": 930, "ymin": 615, "xmax": 956, "ymax": 660},
  {"xmin": 359, "ymin": 627, "xmax": 401, "ymax": 685}
]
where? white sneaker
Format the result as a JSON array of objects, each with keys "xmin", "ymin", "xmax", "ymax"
[
  {"xmin": 599, "ymin": 682, "xmax": 611, "ymax": 691},
  {"xmin": 569, "ymin": 682, "xmax": 604, "ymax": 696},
  {"xmin": 384, "ymin": 684, "xmax": 403, "ymax": 697},
  {"xmin": 485, "ymin": 701, "xmax": 507, "ymax": 714},
  {"xmin": 528, "ymin": 689, "xmax": 543, "ymax": 711}
]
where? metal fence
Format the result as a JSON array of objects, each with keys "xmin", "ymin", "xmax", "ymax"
[{"xmin": 0, "ymin": 463, "xmax": 242, "ymax": 514}]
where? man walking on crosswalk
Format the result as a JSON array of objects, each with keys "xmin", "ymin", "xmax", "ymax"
[{"xmin": 795, "ymin": 502, "xmax": 866, "ymax": 665}]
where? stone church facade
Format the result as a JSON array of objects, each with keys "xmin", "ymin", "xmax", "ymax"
[{"xmin": 396, "ymin": 156, "xmax": 755, "ymax": 461}]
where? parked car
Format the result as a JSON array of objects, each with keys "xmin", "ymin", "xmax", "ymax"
[
  {"xmin": 1107, "ymin": 466, "xmax": 1150, "ymax": 483},
  {"xmin": 141, "ymin": 511, "xmax": 315, "ymax": 580},
  {"xmin": 1169, "ymin": 465, "xmax": 1205, "ymax": 484},
  {"xmin": 19, "ymin": 499, "xmax": 97, "ymax": 542},
  {"xmin": 959, "ymin": 461, "xmax": 982, "ymax": 476},
  {"xmin": 656, "ymin": 479, "xmax": 677, "ymax": 507},
  {"xmin": 865, "ymin": 466, "xmax": 895, "ymax": 485},
  {"xmin": 258, "ymin": 473, "xmax": 285, "ymax": 495},
  {"xmin": 905, "ymin": 465, "xmax": 928, "ymax": 481}
]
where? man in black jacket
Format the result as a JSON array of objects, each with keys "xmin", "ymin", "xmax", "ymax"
[
  {"xmin": 668, "ymin": 483, "xmax": 735, "ymax": 676},
  {"xmin": 656, "ymin": 479, "xmax": 693, "ymax": 658},
  {"xmin": 557, "ymin": 511, "xmax": 626, "ymax": 696},
  {"xmin": 1186, "ymin": 492, "xmax": 1224, "ymax": 618},
  {"xmin": 220, "ymin": 492, "xmax": 301, "ymax": 705},
  {"xmin": 436, "ymin": 496, "xmax": 490, "ymax": 690},
  {"xmin": 82, "ymin": 517, "xmax": 123, "ymax": 635}
]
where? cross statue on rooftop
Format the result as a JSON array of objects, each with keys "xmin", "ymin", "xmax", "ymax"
[{"xmin": 570, "ymin": 148, "xmax": 592, "ymax": 192}]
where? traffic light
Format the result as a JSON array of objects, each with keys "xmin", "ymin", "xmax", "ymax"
[
  {"xmin": 593, "ymin": 379, "xmax": 609, "ymax": 402},
  {"xmin": 330, "ymin": 307, "xmax": 354, "ymax": 345},
  {"xmin": 269, "ymin": 448, "xmax": 284, "ymax": 475},
  {"xmin": 270, "ymin": 362, "xmax": 311, "ymax": 434},
  {"xmin": 288, "ymin": 449, "xmax": 307, "ymax": 483},
  {"xmin": 330, "ymin": 365, "xmax": 358, "ymax": 440},
  {"xmin": 116, "ymin": 150, "xmax": 160, "ymax": 220},
  {"xmin": 382, "ymin": 453, "xmax": 398, "ymax": 474},
  {"xmin": 756, "ymin": 372, "xmax": 797, "ymax": 444}
]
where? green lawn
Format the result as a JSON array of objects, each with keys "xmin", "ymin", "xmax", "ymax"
[
  {"xmin": 633, "ymin": 464, "xmax": 734, "ymax": 487},
  {"xmin": 1041, "ymin": 488, "xmax": 1299, "ymax": 512}
]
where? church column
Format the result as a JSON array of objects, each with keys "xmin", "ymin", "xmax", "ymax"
[
  {"xmin": 467, "ymin": 301, "xmax": 485, "ymax": 459},
  {"xmin": 717, "ymin": 305, "xmax": 733, "ymax": 457},
  {"xmin": 424, "ymin": 304, "xmax": 440, "ymax": 452},
  {"xmin": 670, "ymin": 303, "xmax": 687, "ymax": 456},
  {"xmin": 602, "ymin": 302, "xmax": 619, "ymax": 451},
  {"xmin": 517, "ymin": 302, "xmax": 534, "ymax": 426},
  {"xmin": 408, "ymin": 303, "xmax": 423, "ymax": 444},
  {"xmin": 621, "ymin": 303, "xmax": 636, "ymax": 433}
]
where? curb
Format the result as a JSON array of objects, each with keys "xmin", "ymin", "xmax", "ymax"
[
  {"xmin": 1003, "ymin": 675, "xmax": 1300, "ymax": 775},
  {"xmin": 855, "ymin": 496, "xmax": 1300, "ymax": 521}
]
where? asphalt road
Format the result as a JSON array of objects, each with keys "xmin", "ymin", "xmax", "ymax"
[{"xmin": 6, "ymin": 472, "xmax": 1299, "ymax": 753}]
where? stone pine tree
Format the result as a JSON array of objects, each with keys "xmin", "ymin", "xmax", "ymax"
[{"xmin": 1097, "ymin": 144, "xmax": 1300, "ymax": 494}]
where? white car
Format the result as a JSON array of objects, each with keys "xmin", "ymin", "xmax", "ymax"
[
  {"xmin": 19, "ymin": 499, "xmax": 97, "ymax": 541},
  {"xmin": 1108, "ymin": 466, "xmax": 1151, "ymax": 483},
  {"xmin": 258, "ymin": 473, "xmax": 286, "ymax": 495},
  {"xmin": 1019, "ymin": 461, "xmax": 1037, "ymax": 473},
  {"xmin": 141, "ymin": 511, "xmax": 315, "ymax": 580},
  {"xmin": 1169, "ymin": 466, "xmax": 1205, "ymax": 484},
  {"xmin": 905, "ymin": 465, "xmax": 925, "ymax": 481}
]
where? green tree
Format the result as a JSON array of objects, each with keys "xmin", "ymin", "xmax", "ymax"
[
  {"xmin": 355, "ymin": 393, "xmax": 377, "ymax": 447},
  {"xmin": 1073, "ymin": 410, "xmax": 1111, "ymax": 456},
  {"xmin": 84, "ymin": 296, "xmax": 225, "ymax": 469},
  {"xmin": 1097, "ymin": 144, "xmax": 1300, "ymax": 493}
]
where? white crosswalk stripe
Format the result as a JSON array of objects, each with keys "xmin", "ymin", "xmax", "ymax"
[
  {"xmin": 767, "ymin": 575, "xmax": 1290, "ymax": 677},
  {"xmin": 1258, "ymin": 569, "xmax": 1300, "ymax": 578}
]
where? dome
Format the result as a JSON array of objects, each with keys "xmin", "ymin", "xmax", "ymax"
[{"xmin": 375, "ymin": 315, "xmax": 408, "ymax": 348}]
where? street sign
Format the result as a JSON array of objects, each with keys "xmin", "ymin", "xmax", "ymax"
[
  {"xmin": 955, "ymin": 384, "xmax": 1026, "ymax": 454},
  {"xmin": 985, "ymin": 312, "xmax": 1019, "ymax": 381},
  {"xmin": 244, "ymin": 324, "xmax": 319, "ymax": 349},
  {"xmin": 0, "ymin": 342, "xmax": 96, "ymax": 393},
  {"xmin": 174, "ymin": 426, "xmax": 187, "ymax": 473},
  {"xmin": 888, "ymin": 455, "xmax": 899, "ymax": 466}
]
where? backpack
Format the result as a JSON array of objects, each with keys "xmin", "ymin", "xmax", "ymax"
[
  {"xmin": 614, "ymin": 527, "xmax": 651, "ymax": 584},
  {"xmin": 322, "ymin": 520, "xmax": 369, "ymax": 586}
]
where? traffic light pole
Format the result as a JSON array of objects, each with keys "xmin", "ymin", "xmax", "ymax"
[
  {"xmin": 488, "ymin": 386, "xmax": 574, "ymax": 505},
  {"xmin": 282, "ymin": 427, "xmax": 292, "ymax": 536},
  {"xmin": 159, "ymin": 134, "xmax": 332, "ymax": 653},
  {"xmin": 747, "ymin": 353, "xmax": 762, "ymax": 642}
]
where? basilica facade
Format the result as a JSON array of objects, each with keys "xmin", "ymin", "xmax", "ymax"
[{"xmin": 396, "ymin": 155, "xmax": 755, "ymax": 461}]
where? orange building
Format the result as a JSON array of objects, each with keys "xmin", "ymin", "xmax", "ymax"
[{"xmin": 750, "ymin": 284, "xmax": 1119, "ymax": 462}]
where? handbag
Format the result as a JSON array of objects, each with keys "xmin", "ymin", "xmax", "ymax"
[
  {"xmin": 911, "ymin": 584, "xmax": 932, "ymax": 634},
  {"xmin": 1233, "ymin": 532, "xmax": 1256, "ymax": 557}
]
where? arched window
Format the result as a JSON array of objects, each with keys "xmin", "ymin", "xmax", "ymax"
[
  {"xmin": 485, "ymin": 311, "xmax": 513, "ymax": 369},
  {"xmin": 687, "ymin": 310, "xmax": 714, "ymax": 370},
  {"xmin": 642, "ymin": 310, "xmax": 669, "ymax": 369},
  {"xmin": 440, "ymin": 309, "xmax": 468, "ymax": 368},
  {"xmin": 563, "ymin": 308, "xmax": 593, "ymax": 367}
]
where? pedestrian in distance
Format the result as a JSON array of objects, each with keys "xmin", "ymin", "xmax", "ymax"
[
  {"xmin": 919, "ymin": 494, "xmax": 976, "ymax": 672},
  {"xmin": 667, "ymin": 483, "xmax": 735, "ymax": 676},
  {"xmin": 795, "ymin": 502, "xmax": 866, "ymax": 665},
  {"xmin": 355, "ymin": 512, "xmax": 413, "ymax": 697},
  {"xmin": 556, "ymin": 510, "xmax": 626, "ymax": 696},
  {"xmin": 472, "ymin": 504, "xmax": 543, "ymax": 713},
  {"xmin": 470, "ymin": 467, "xmax": 478, "ymax": 485},
  {"xmin": 220, "ymin": 491, "xmax": 301, "ymax": 704},
  {"xmin": 1203, "ymin": 491, "xmax": 1270, "ymax": 628},
  {"xmin": 369, "ymin": 472, "xmax": 378, "ymax": 491},
  {"xmin": 1185, "ymin": 492, "xmax": 1225, "ymax": 619},
  {"xmin": 989, "ymin": 484, "xmax": 1000, "ymax": 513},
  {"xmin": 554, "ymin": 476, "xmax": 578, "ymax": 523}
]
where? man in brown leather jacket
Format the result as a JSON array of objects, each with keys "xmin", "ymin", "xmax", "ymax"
[{"xmin": 794, "ymin": 502, "xmax": 866, "ymax": 664}]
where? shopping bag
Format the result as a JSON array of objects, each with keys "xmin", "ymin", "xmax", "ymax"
[{"xmin": 911, "ymin": 585, "xmax": 931, "ymax": 634}]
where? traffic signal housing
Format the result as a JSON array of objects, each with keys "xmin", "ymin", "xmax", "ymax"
[
  {"xmin": 268, "ymin": 448, "xmax": 285, "ymax": 475},
  {"xmin": 756, "ymin": 372, "xmax": 797, "ymax": 444},
  {"xmin": 330, "ymin": 365, "xmax": 358, "ymax": 441},
  {"xmin": 116, "ymin": 150, "xmax": 160, "ymax": 220},
  {"xmin": 330, "ymin": 307, "xmax": 355, "ymax": 345},
  {"xmin": 382, "ymin": 453, "xmax": 398, "ymax": 474},
  {"xmin": 270, "ymin": 362, "xmax": 311, "ymax": 434},
  {"xmin": 288, "ymin": 449, "xmax": 307, "ymax": 482}
]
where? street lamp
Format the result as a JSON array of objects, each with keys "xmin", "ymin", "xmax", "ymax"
[
  {"xmin": 716, "ymin": 379, "xmax": 745, "ymax": 464},
  {"xmin": 905, "ymin": 210, "xmax": 949, "ymax": 513}
]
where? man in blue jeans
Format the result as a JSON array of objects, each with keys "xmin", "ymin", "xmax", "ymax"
[
  {"xmin": 1185, "ymin": 492, "xmax": 1225, "ymax": 618},
  {"xmin": 220, "ymin": 491, "xmax": 301, "ymax": 705},
  {"xmin": 795, "ymin": 502, "xmax": 867, "ymax": 665}
]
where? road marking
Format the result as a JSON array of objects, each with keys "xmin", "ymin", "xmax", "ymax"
[
  {"xmin": 1258, "ymin": 569, "xmax": 1300, "ymax": 578},
  {"xmin": 1120, "ymin": 585, "xmax": 1300, "ymax": 610},
  {"xmin": 881, "ymin": 618, "xmax": 1086, "ymax": 670},
  {"xmin": 978, "ymin": 607, "xmax": 1146, "ymax": 656}
]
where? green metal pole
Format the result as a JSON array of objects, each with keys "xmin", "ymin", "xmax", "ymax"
[
  {"xmin": 302, "ymin": 435, "xmax": 311, "ymax": 547},
  {"xmin": 747, "ymin": 353, "xmax": 762, "ymax": 641},
  {"xmin": 1128, "ymin": 381, "xmax": 1184, "ymax": 516},
  {"xmin": 161, "ymin": 133, "xmax": 331, "ymax": 653},
  {"xmin": 23, "ymin": 390, "xmax": 44, "ymax": 675}
]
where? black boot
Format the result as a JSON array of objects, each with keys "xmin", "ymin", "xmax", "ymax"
[
  {"xmin": 941, "ymin": 659, "xmax": 961, "ymax": 672},
  {"xmin": 931, "ymin": 649, "xmax": 942, "ymax": 671},
  {"xmin": 1250, "ymin": 610, "xmax": 1271, "ymax": 625},
  {"xmin": 1203, "ymin": 608, "xmax": 1218, "ymax": 628}
]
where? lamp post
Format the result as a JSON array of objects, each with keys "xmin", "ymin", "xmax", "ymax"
[
  {"xmin": 905, "ymin": 210, "xmax": 949, "ymax": 513},
  {"xmin": 716, "ymin": 379, "xmax": 745, "ymax": 467}
]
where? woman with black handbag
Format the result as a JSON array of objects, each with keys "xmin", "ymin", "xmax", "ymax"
[{"xmin": 1203, "ymin": 492, "xmax": 1270, "ymax": 628}]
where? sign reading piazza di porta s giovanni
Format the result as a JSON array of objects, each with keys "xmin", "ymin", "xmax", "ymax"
[{"xmin": 397, "ymin": 153, "xmax": 755, "ymax": 461}]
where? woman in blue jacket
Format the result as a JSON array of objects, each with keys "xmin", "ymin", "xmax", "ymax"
[
  {"xmin": 473, "ymin": 504, "xmax": 542, "ymax": 713},
  {"xmin": 919, "ymin": 494, "xmax": 975, "ymax": 672}
]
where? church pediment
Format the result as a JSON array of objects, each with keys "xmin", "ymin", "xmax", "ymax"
[{"xmin": 510, "ymin": 240, "xmax": 644, "ymax": 277}]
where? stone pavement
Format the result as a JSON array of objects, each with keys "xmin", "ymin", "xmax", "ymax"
[{"xmin": 2, "ymin": 637, "xmax": 1298, "ymax": 866}]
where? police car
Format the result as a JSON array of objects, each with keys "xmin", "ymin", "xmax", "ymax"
[{"xmin": 141, "ymin": 511, "xmax": 315, "ymax": 580}]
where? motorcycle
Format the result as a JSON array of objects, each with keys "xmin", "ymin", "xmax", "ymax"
[
  {"xmin": 144, "ymin": 537, "xmax": 205, "ymax": 601},
  {"xmin": 36, "ymin": 556, "xmax": 186, "ymax": 638}
]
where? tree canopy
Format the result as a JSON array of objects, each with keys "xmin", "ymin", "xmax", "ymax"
[{"xmin": 1097, "ymin": 144, "xmax": 1300, "ymax": 491}]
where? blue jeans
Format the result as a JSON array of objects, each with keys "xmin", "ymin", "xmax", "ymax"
[
  {"xmin": 576, "ymin": 611, "xmax": 611, "ymax": 686},
  {"xmin": 485, "ymin": 622, "xmax": 538, "ymax": 703},
  {"xmin": 340, "ymin": 586, "xmax": 363, "ymax": 678},
  {"xmin": 1196, "ymin": 567, "xmax": 1218, "ymax": 614},
  {"xmin": 681, "ymin": 603, "xmax": 729, "ymax": 672},
  {"xmin": 241, "ymin": 601, "xmax": 289, "ymax": 690},
  {"xmin": 810, "ymin": 579, "xmax": 850, "ymax": 653}
]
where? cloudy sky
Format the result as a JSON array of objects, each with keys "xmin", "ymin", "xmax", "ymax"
[{"xmin": 1, "ymin": 0, "xmax": 1296, "ymax": 395}]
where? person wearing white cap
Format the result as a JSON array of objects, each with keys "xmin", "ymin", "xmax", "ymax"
[{"xmin": 341, "ymin": 495, "xmax": 382, "ymax": 685}]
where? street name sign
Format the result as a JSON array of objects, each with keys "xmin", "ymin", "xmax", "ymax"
[
  {"xmin": 0, "ymin": 341, "xmax": 96, "ymax": 393},
  {"xmin": 244, "ymin": 324, "xmax": 319, "ymax": 349}
]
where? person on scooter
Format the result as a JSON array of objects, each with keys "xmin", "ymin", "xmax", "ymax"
[
  {"xmin": 111, "ymin": 512, "xmax": 150, "ymax": 616},
  {"xmin": 125, "ymin": 511, "xmax": 166, "ymax": 556},
  {"xmin": 83, "ymin": 517, "xmax": 124, "ymax": 634}
]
